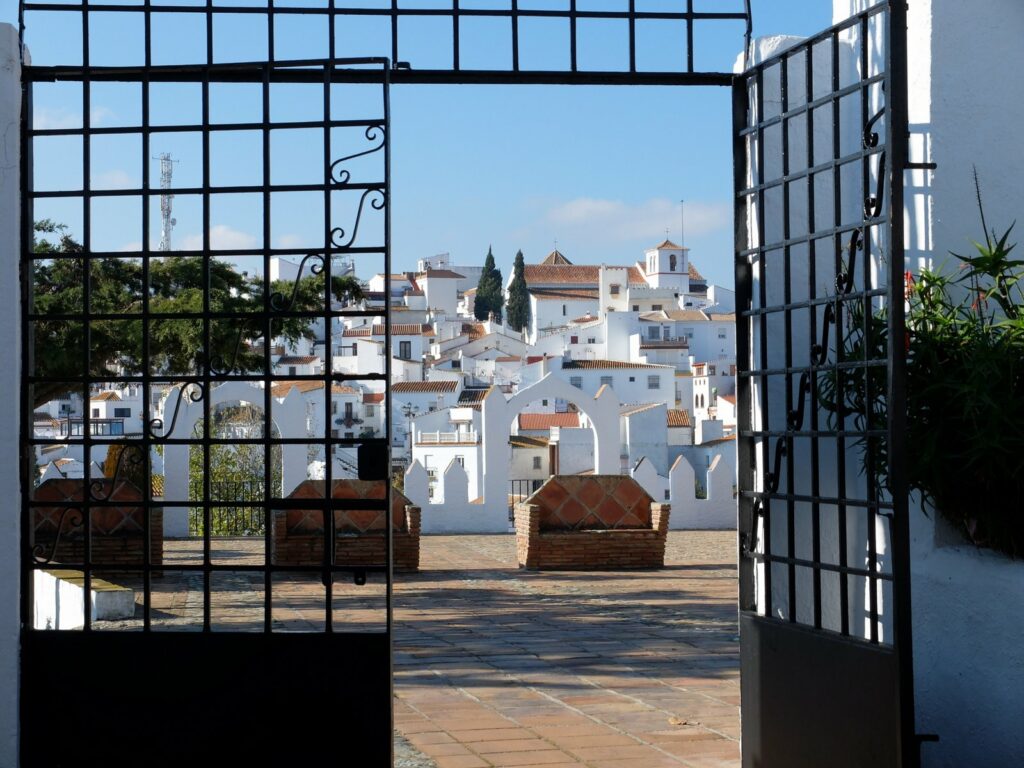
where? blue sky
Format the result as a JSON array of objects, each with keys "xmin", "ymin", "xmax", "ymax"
[{"xmin": 8, "ymin": 0, "xmax": 834, "ymax": 289}]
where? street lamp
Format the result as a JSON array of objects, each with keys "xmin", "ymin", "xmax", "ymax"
[{"xmin": 400, "ymin": 403, "xmax": 419, "ymax": 456}]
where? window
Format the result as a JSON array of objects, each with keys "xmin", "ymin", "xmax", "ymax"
[
  {"xmin": 718, "ymin": 329, "xmax": 728, "ymax": 339},
  {"xmin": 541, "ymin": 399, "xmax": 548, "ymax": 406},
  {"xmin": 684, "ymin": 327, "xmax": 694, "ymax": 338},
  {"xmin": 288, "ymin": 366, "xmax": 297, "ymax": 376},
  {"xmin": 628, "ymin": 376, "xmax": 635, "ymax": 382},
  {"xmin": 587, "ymin": 337, "xmax": 596, "ymax": 344},
  {"xmin": 664, "ymin": 489, "xmax": 671, "ymax": 501},
  {"xmin": 647, "ymin": 375, "xmax": 660, "ymax": 390},
  {"xmin": 364, "ymin": 404, "xmax": 374, "ymax": 417},
  {"xmin": 352, "ymin": 342, "xmax": 357, "ymax": 354},
  {"xmin": 344, "ymin": 402, "xmax": 353, "ymax": 418},
  {"xmin": 455, "ymin": 455, "xmax": 465, "ymax": 467},
  {"xmin": 332, "ymin": 400, "xmax": 338, "ymax": 415},
  {"xmin": 532, "ymin": 456, "xmax": 542, "ymax": 470},
  {"xmin": 600, "ymin": 376, "xmax": 613, "ymax": 388},
  {"xmin": 331, "ymin": 429, "xmax": 339, "ymax": 438},
  {"xmin": 91, "ymin": 408, "xmax": 100, "ymax": 418},
  {"xmin": 669, "ymin": 254, "xmax": 677, "ymax": 271},
  {"xmin": 647, "ymin": 326, "xmax": 660, "ymax": 340},
  {"xmin": 451, "ymin": 359, "xmax": 461, "ymax": 369},
  {"xmin": 399, "ymin": 340, "xmax": 412, "ymax": 359},
  {"xmin": 570, "ymin": 376, "xmax": 583, "ymax": 389},
  {"xmin": 652, "ymin": 304, "xmax": 663, "ymax": 311},
  {"xmin": 345, "ymin": 431, "xmax": 354, "ymax": 439},
  {"xmin": 632, "ymin": 305, "xmax": 639, "ymax": 312},
  {"xmin": 113, "ymin": 407, "xmax": 130, "ymax": 418},
  {"xmin": 562, "ymin": 304, "xmax": 567, "ymax": 316},
  {"xmin": 570, "ymin": 335, "xmax": 578, "ymax": 344},
  {"xmin": 610, "ymin": 284, "xmax": 620, "ymax": 296}
]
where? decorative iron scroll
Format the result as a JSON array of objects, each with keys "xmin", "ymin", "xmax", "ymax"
[
  {"xmin": 269, "ymin": 253, "xmax": 327, "ymax": 313},
  {"xmin": 31, "ymin": 508, "xmax": 83, "ymax": 565},
  {"xmin": 330, "ymin": 127, "xmax": 386, "ymax": 187},
  {"xmin": 147, "ymin": 384, "xmax": 207, "ymax": 441},
  {"xmin": 330, "ymin": 189, "xmax": 386, "ymax": 250}
]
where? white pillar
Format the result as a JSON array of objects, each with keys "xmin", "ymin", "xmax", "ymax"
[{"xmin": 0, "ymin": 22, "xmax": 21, "ymax": 766}]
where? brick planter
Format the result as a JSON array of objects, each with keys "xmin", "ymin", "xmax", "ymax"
[
  {"xmin": 272, "ymin": 480, "xmax": 420, "ymax": 572},
  {"xmin": 31, "ymin": 478, "xmax": 164, "ymax": 570},
  {"xmin": 515, "ymin": 475, "xmax": 670, "ymax": 570}
]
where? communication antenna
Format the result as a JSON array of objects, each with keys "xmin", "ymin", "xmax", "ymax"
[
  {"xmin": 680, "ymin": 199, "xmax": 685, "ymax": 250},
  {"xmin": 155, "ymin": 153, "xmax": 177, "ymax": 251}
]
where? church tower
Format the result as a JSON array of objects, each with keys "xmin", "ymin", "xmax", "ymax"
[{"xmin": 643, "ymin": 240, "xmax": 690, "ymax": 293}]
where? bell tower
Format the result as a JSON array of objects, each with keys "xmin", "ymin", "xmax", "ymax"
[{"xmin": 643, "ymin": 240, "xmax": 690, "ymax": 293}]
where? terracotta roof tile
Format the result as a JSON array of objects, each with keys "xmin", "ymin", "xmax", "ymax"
[
  {"xmin": 417, "ymin": 269, "xmax": 465, "ymax": 279},
  {"xmin": 92, "ymin": 391, "xmax": 122, "ymax": 401},
  {"xmin": 524, "ymin": 264, "xmax": 645, "ymax": 286},
  {"xmin": 509, "ymin": 434, "xmax": 550, "ymax": 448},
  {"xmin": 667, "ymin": 409, "xmax": 692, "ymax": 428},
  {"xmin": 342, "ymin": 323, "xmax": 431, "ymax": 337},
  {"xmin": 528, "ymin": 288, "xmax": 600, "ymax": 301},
  {"xmin": 458, "ymin": 388, "xmax": 491, "ymax": 404},
  {"xmin": 518, "ymin": 412, "xmax": 580, "ymax": 430},
  {"xmin": 276, "ymin": 355, "xmax": 319, "ymax": 365},
  {"xmin": 562, "ymin": 359, "xmax": 668, "ymax": 370},
  {"xmin": 362, "ymin": 392, "xmax": 385, "ymax": 404},
  {"xmin": 540, "ymin": 249, "xmax": 573, "ymax": 265},
  {"xmin": 652, "ymin": 239, "xmax": 683, "ymax": 250},
  {"xmin": 392, "ymin": 380, "xmax": 459, "ymax": 394},
  {"xmin": 271, "ymin": 380, "xmax": 358, "ymax": 397}
]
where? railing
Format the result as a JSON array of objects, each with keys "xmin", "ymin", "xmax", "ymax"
[
  {"xmin": 508, "ymin": 479, "xmax": 544, "ymax": 523},
  {"xmin": 188, "ymin": 479, "xmax": 268, "ymax": 537},
  {"xmin": 417, "ymin": 430, "xmax": 478, "ymax": 445}
]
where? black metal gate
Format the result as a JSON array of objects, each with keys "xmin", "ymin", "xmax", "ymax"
[
  {"xmin": 734, "ymin": 3, "xmax": 918, "ymax": 766},
  {"xmin": 19, "ymin": 0, "xmax": 395, "ymax": 755}
]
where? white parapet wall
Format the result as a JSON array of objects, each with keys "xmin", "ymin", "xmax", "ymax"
[
  {"xmin": 405, "ymin": 459, "xmax": 509, "ymax": 534},
  {"xmin": 33, "ymin": 570, "xmax": 136, "ymax": 630},
  {"xmin": 0, "ymin": 22, "xmax": 20, "ymax": 768},
  {"xmin": 631, "ymin": 454, "xmax": 737, "ymax": 530}
]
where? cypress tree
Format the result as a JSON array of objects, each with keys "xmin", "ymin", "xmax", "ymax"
[
  {"xmin": 474, "ymin": 246, "xmax": 504, "ymax": 322},
  {"xmin": 506, "ymin": 250, "xmax": 530, "ymax": 332}
]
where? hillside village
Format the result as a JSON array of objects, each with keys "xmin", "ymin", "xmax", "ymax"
[{"xmin": 33, "ymin": 239, "xmax": 738, "ymax": 531}]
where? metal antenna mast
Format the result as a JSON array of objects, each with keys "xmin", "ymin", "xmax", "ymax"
[{"xmin": 155, "ymin": 153, "xmax": 177, "ymax": 251}]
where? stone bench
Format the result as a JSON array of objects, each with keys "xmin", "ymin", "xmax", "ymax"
[
  {"xmin": 33, "ymin": 569, "xmax": 136, "ymax": 630},
  {"xmin": 515, "ymin": 475, "xmax": 670, "ymax": 570},
  {"xmin": 272, "ymin": 480, "xmax": 421, "ymax": 572}
]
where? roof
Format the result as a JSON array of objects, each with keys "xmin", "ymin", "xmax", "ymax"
[
  {"xmin": 462, "ymin": 322, "xmax": 486, "ymax": 341},
  {"xmin": 719, "ymin": 394, "xmax": 737, "ymax": 405},
  {"xmin": 342, "ymin": 323, "xmax": 432, "ymax": 337},
  {"xmin": 271, "ymin": 380, "xmax": 358, "ymax": 398},
  {"xmin": 706, "ymin": 313, "xmax": 735, "ymax": 322},
  {"xmin": 702, "ymin": 434, "xmax": 737, "ymax": 447},
  {"xmin": 493, "ymin": 355, "xmax": 521, "ymax": 363},
  {"xmin": 570, "ymin": 313, "xmax": 599, "ymax": 324},
  {"xmin": 362, "ymin": 392, "xmax": 385, "ymax": 404},
  {"xmin": 652, "ymin": 239, "xmax": 683, "ymax": 250},
  {"xmin": 392, "ymin": 380, "xmax": 460, "ymax": 394},
  {"xmin": 464, "ymin": 287, "xmax": 477, "ymax": 295},
  {"xmin": 689, "ymin": 263, "xmax": 705, "ymax": 281},
  {"xmin": 528, "ymin": 287, "xmax": 600, "ymax": 301},
  {"xmin": 92, "ymin": 391, "xmax": 122, "ymax": 401},
  {"xmin": 562, "ymin": 359, "xmax": 668, "ymax": 370},
  {"xmin": 509, "ymin": 434, "xmax": 550, "ymax": 449},
  {"xmin": 458, "ymin": 388, "xmax": 491, "ymax": 405},
  {"xmin": 620, "ymin": 403, "xmax": 663, "ymax": 417},
  {"xmin": 641, "ymin": 309, "xmax": 708, "ymax": 322},
  {"xmin": 524, "ymin": 264, "xmax": 645, "ymax": 286},
  {"xmin": 640, "ymin": 341, "xmax": 688, "ymax": 350},
  {"xmin": 667, "ymin": 409, "xmax": 692, "ymax": 428},
  {"xmin": 518, "ymin": 412, "xmax": 580, "ymax": 430},
  {"xmin": 277, "ymin": 355, "xmax": 319, "ymax": 365},
  {"xmin": 418, "ymin": 269, "xmax": 465, "ymax": 279},
  {"xmin": 540, "ymin": 249, "xmax": 573, "ymax": 265}
]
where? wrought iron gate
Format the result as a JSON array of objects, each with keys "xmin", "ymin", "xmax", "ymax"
[
  {"xmin": 19, "ymin": 0, "xmax": 395, "ymax": 755},
  {"xmin": 734, "ymin": 3, "xmax": 918, "ymax": 766}
]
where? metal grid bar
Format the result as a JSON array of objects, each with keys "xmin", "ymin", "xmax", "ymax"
[
  {"xmin": 19, "ymin": 0, "xmax": 751, "ymax": 85},
  {"xmin": 734, "ymin": 1, "xmax": 910, "ymax": 648},
  {"xmin": 21, "ymin": 56, "xmax": 392, "ymax": 636}
]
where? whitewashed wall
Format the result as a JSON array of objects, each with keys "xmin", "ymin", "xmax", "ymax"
[
  {"xmin": 404, "ymin": 460, "xmax": 508, "ymax": 534},
  {"xmin": 631, "ymin": 454, "xmax": 736, "ymax": 530},
  {"xmin": 0, "ymin": 23, "xmax": 19, "ymax": 766}
]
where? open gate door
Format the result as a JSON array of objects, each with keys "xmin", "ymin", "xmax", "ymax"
[
  {"xmin": 733, "ymin": 3, "xmax": 917, "ymax": 766},
  {"xmin": 20, "ymin": 43, "xmax": 394, "ymax": 765}
]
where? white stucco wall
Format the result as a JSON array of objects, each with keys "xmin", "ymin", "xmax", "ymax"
[{"xmin": 0, "ymin": 23, "xmax": 19, "ymax": 766}]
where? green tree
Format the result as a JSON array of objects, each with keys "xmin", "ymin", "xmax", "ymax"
[
  {"xmin": 30, "ymin": 221, "xmax": 363, "ymax": 408},
  {"xmin": 473, "ymin": 246, "xmax": 504, "ymax": 323},
  {"xmin": 505, "ymin": 249, "xmax": 530, "ymax": 332}
]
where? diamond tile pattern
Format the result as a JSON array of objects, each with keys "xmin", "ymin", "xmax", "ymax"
[
  {"xmin": 285, "ymin": 480, "xmax": 411, "ymax": 534},
  {"xmin": 33, "ymin": 478, "xmax": 144, "ymax": 536},
  {"xmin": 526, "ymin": 476, "xmax": 654, "ymax": 531}
]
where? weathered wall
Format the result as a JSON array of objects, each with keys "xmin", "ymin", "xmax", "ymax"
[{"xmin": 0, "ymin": 23, "xmax": 20, "ymax": 767}]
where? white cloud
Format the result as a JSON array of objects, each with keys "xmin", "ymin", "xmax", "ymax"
[
  {"xmin": 276, "ymin": 234, "xmax": 306, "ymax": 249},
  {"xmin": 33, "ymin": 108, "xmax": 81, "ymax": 131},
  {"xmin": 119, "ymin": 241, "xmax": 143, "ymax": 253},
  {"xmin": 94, "ymin": 169, "xmax": 137, "ymax": 190},
  {"xmin": 540, "ymin": 197, "xmax": 731, "ymax": 245},
  {"xmin": 181, "ymin": 225, "xmax": 259, "ymax": 251}
]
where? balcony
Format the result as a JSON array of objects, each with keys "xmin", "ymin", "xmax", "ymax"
[{"xmin": 416, "ymin": 430, "xmax": 479, "ymax": 445}]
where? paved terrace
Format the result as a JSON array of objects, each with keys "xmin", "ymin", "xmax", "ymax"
[
  {"xmin": 394, "ymin": 532, "xmax": 739, "ymax": 768},
  {"xmin": 99, "ymin": 531, "xmax": 739, "ymax": 766}
]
